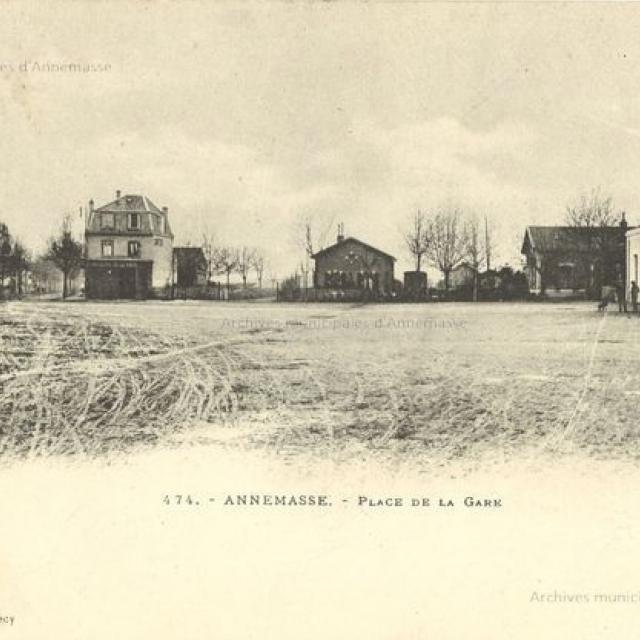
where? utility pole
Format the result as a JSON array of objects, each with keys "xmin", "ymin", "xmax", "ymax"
[{"xmin": 485, "ymin": 215, "xmax": 491, "ymax": 272}]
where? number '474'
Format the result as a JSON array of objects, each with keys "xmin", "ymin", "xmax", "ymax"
[{"xmin": 163, "ymin": 494, "xmax": 196, "ymax": 505}]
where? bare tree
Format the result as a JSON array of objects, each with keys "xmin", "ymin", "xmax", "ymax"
[
  {"xmin": 564, "ymin": 188, "xmax": 621, "ymax": 297},
  {"xmin": 212, "ymin": 246, "xmax": 239, "ymax": 298},
  {"xmin": 47, "ymin": 214, "xmax": 83, "ymax": 299},
  {"xmin": 484, "ymin": 215, "xmax": 493, "ymax": 272},
  {"xmin": 201, "ymin": 231, "xmax": 216, "ymax": 283},
  {"xmin": 293, "ymin": 212, "xmax": 335, "ymax": 258},
  {"xmin": 0, "ymin": 223, "xmax": 13, "ymax": 291},
  {"xmin": 237, "ymin": 246, "xmax": 256, "ymax": 289},
  {"xmin": 293, "ymin": 212, "xmax": 336, "ymax": 290},
  {"xmin": 404, "ymin": 210, "xmax": 429, "ymax": 272},
  {"xmin": 291, "ymin": 220, "xmax": 316, "ymax": 294},
  {"xmin": 356, "ymin": 247, "xmax": 384, "ymax": 298},
  {"xmin": 425, "ymin": 206, "xmax": 469, "ymax": 290},
  {"xmin": 304, "ymin": 222, "xmax": 314, "ymax": 259},
  {"xmin": 465, "ymin": 214, "xmax": 486, "ymax": 302},
  {"xmin": 251, "ymin": 250, "xmax": 266, "ymax": 289},
  {"xmin": 11, "ymin": 240, "xmax": 29, "ymax": 295},
  {"xmin": 566, "ymin": 188, "xmax": 616, "ymax": 228},
  {"xmin": 298, "ymin": 219, "xmax": 316, "ymax": 292}
]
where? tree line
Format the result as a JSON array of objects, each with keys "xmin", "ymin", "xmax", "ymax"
[
  {"xmin": 201, "ymin": 233, "xmax": 268, "ymax": 292},
  {"xmin": 403, "ymin": 205, "xmax": 493, "ymax": 300},
  {"xmin": 1, "ymin": 214, "xmax": 271, "ymax": 300},
  {"xmin": 0, "ymin": 223, "xmax": 30, "ymax": 296},
  {"xmin": 2, "ymin": 188, "xmax": 626, "ymax": 302}
]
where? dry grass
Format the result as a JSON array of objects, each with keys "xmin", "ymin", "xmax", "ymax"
[{"xmin": 2, "ymin": 299, "xmax": 640, "ymax": 466}]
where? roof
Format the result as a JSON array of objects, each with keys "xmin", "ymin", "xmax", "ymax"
[
  {"xmin": 173, "ymin": 246, "xmax": 207, "ymax": 263},
  {"xmin": 451, "ymin": 262, "xmax": 476, "ymax": 273},
  {"xmin": 87, "ymin": 192, "xmax": 173, "ymax": 237},
  {"xmin": 94, "ymin": 194, "xmax": 163, "ymax": 214},
  {"xmin": 522, "ymin": 225, "xmax": 626, "ymax": 254},
  {"xmin": 173, "ymin": 246, "xmax": 206, "ymax": 257},
  {"xmin": 312, "ymin": 236, "xmax": 396, "ymax": 262}
]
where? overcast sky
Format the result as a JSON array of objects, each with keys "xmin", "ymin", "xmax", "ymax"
[{"xmin": 2, "ymin": 2, "xmax": 640, "ymax": 279}]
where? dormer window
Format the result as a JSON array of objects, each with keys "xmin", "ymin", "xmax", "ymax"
[
  {"xmin": 128, "ymin": 212, "xmax": 140, "ymax": 230},
  {"xmin": 101, "ymin": 213, "xmax": 115, "ymax": 229}
]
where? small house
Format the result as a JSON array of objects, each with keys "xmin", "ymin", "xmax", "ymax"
[
  {"xmin": 312, "ymin": 231, "xmax": 396, "ymax": 297},
  {"xmin": 173, "ymin": 247, "xmax": 208, "ymax": 288}
]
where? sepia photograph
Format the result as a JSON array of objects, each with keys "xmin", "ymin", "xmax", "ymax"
[{"xmin": 2, "ymin": 2, "xmax": 640, "ymax": 639}]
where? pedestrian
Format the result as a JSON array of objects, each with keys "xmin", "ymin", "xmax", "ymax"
[
  {"xmin": 632, "ymin": 280, "xmax": 639, "ymax": 314},
  {"xmin": 616, "ymin": 276, "xmax": 628, "ymax": 313}
]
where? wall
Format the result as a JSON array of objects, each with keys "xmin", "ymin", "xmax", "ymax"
[
  {"xmin": 627, "ymin": 230, "xmax": 640, "ymax": 295},
  {"xmin": 449, "ymin": 266, "xmax": 475, "ymax": 288},
  {"xmin": 85, "ymin": 262, "xmax": 152, "ymax": 299},
  {"xmin": 86, "ymin": 233, "xmax": 173, "ymax": 289},
  {"xmin": 314, "ymin": 239, "xmax": 394, "ymax": 293},
  {"xmin": 89, "ymin": 210, "xmax": 168, "ymax": 235}
]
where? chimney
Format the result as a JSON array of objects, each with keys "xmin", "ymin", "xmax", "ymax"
[
  {"xmin": 116, "ymin": 190, "xmax": 121, "ymax": 199},
  {"xmin": 161, "ymin": 206, "xmax": 169, "ymax": 235},
  {"xmin": 89, "ymin": 199, "xmax": 94, "ymax": 212},
  {"xmin": 621, "ymin": 211, "xmax": 628, "ymax": 233},
  {"xmin": 337, "ymin": 222, "xmax": 345, "ymax": 243}
]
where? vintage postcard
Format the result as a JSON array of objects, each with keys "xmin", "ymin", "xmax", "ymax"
[{"xmin": 1, "ymin": 2, "xmax": 640, "ymax": 639}]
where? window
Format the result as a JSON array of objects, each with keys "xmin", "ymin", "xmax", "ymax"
[
  {"xmin": 128, "ymin": 241, "xmax": 141, "ymax": 258},
  {"xmin": 101, "ymin": 240, "xmax": 114, "ymax": 257},
  {"xmin": 128, "ymin": 212, "xmax": 140, "ymax": 230},
  {"xmin": 101, "ymin": 213, "xmax": 114, "ymax": 229},
  {"xmin": 154, "ymin": 238, "xmax": 163, "ymax": 246}
]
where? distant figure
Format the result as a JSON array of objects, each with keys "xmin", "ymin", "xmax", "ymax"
[
  {"xmin": 598, "ymin": 285, "xmax": 615, "ymax": 311},
  {"xmin": 632, "ymin": 281, "xmax": 639, "ymax": 314},
  {"xmin": 616, "ymin": 276, "xmax": 628, "ymax": 313}
]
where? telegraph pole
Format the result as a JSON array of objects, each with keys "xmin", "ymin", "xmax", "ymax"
[{"xmin": 485, "ymin": 215, "xmax": 491, "ymax": 272}]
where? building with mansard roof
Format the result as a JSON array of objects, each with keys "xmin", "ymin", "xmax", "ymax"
[{"xmin": 85, "ymin": 190, "xmax": 174, "ymax": 299}]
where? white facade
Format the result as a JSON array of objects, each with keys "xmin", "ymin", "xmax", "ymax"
[
  {"xmin": 626, "ymin": 228, "xmax": 640, "ymax": 296},
  {"xmin": 85, "ymin": 234, "xmax": 173, "ymax": 288}
]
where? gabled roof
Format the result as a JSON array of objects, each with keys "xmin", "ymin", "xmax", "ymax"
[
  {"xmin": 312, "ymin": 236, "xmax": 396, "ymax": 262},
  {"xmin": 173, "ymin": 246, "xmax": 207, "ymax": 264},
  {"xmin": 451, "ymin": 261, "xmax": 476, "ymax": 273},
  {"xmin": 522, "ymin": 225, "xmax": 625, "ymax": 254},
  {"xmin": 95, "ymin": 194, "xmax": 163, "ymax": 214},
  {"xmin": 173, "ymin": 246, "xmax": 206, "ymax": 258}
]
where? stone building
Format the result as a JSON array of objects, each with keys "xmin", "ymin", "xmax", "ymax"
[
  {"xmin": 521, "ymin": 221, "xmax": 627, "ymax": 299},
  {"xmin": 312, "ymin": 231, "xmax": 395, "ymax": 297},
  {"xmin": 173, "ymin": 247, "xmax": 208, "ymax": 288},
  {"xmin": 85, "ymin": 191, "xmax": 173, "ymax": 299},
  {"xmin": 448, "ymin": 263, "xmax": 477, "ymax": 289}
]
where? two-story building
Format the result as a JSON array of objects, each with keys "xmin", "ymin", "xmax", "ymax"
[{"xmin": 85, "ymin": 191, "xmax": 173, "ymax": 299}]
